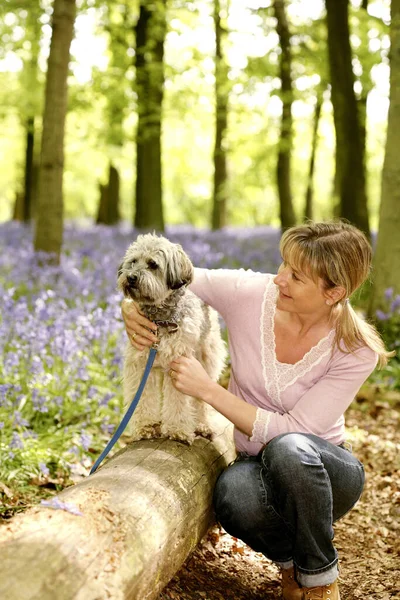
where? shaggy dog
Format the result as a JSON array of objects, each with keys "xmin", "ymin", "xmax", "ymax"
[{"xmin": 117, "ymin": 233, "xmax": 227, "ymax": 443}]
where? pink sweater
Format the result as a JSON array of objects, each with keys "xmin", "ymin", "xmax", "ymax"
[{"xmin": 191, "ymin": 268, "xmax": 378, "ymax": 455}]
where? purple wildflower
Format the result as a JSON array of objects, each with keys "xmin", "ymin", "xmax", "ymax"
[
  {"xmin": 10, "ymin": 432, "xmax": 24, "ymax": 449},
  {"xmin": 79, "ymin": 432, "xmax": 92, "ymax": 451},
  {"xmin": 391, "ymin": 295, "xmax": 400, "ymax": 312},
  {"xmin": 384, "ymin": 288, "xmax": 394, "ymax": 300},
  {"xmin": 40, "ymin": 497, "xmax": 83, "ymax": 516},
  {"xmin": 13, "ymin": 411, "xmax": 30, "ymax": 427},
  {"xmin": 375, "ymin": 310, "xmax": 389, "ymax": 321},
  {"xmin": 39, "ymin": 462, "xmax": 50, "ymax": 476}
]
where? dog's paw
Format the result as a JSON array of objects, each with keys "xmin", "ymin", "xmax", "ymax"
[
  {"xmin": 131, "ymin": 423, "xmax": 162, "ymax": 440},
  {"xmin": 195, "ymin": 429, "xmax": 213, "ymax": 440},
  {"xmin": 194, "ymin": 424, "xmax": 214, "ymax": 439},
  {"xmin": 162, "ymin": 428, "xmax": 196, "ymax": 445}
]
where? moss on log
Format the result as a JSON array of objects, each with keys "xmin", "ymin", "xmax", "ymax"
[{"xmin": 0, "ymin": 415, "xmax": 235, "ymax": 600}]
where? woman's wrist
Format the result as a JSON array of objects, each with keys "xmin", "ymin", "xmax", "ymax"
[{"xmin": 200, "ymin": 380, "xmax": 221, "ymax": 405}]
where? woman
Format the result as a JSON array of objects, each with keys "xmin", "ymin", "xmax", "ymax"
[{"xmin": 122, "ymin": 221, "xmax": 392, "ymax": 600}]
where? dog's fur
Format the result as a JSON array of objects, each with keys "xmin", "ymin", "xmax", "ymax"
[{"xmin": 118, "ymin": 233, "xmax": 227, "ymax": 443}]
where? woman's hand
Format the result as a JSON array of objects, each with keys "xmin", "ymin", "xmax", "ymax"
[
  {"xmin": 169, "ymin": 355, "xmax": 218, "ymax": 402},
  {"xmin": 121, "ymin": 298, "xmax": 158, "ymax": 350}
]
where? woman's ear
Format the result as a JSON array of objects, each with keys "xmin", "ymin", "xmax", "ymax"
[{"xmin": 324, "ymin": 285, "xmax": 346, "ymax": 305}]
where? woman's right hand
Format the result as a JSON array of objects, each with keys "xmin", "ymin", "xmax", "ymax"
[{"xmin": 121, "ymin": 299, "xmax": 158, "ymax": 351}]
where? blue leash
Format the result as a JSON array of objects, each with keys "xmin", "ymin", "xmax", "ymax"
[{"xmin": 90, "ymin": 345, "xmax": 158, "ymax": 475}]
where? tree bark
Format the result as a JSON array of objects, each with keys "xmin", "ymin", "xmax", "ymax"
[
  {"xmin": 273, "ymin": 0, "xmax": 296, "ymax": 231},
  {"xmin": 96, "ymin": 183, "xmax": 108, "ymax": 224},
  {"xmin": 0, "ymin": 418, "xmax": 235, "ymax": 600},
  {"xmin": 304, "ymin": 89, "xmax": 323, "ymax": 221},
  {"xmin": 134, "ymin": 1, "xmax": 166, "ymax": 232},
  {"xmin": 325, "ymin": 0, "xmax": 370, "ymax": 238},
  {"xmin": 20, "ymin": 4, "xmax": 42, "ymax": 223},
  {"xmin": 368, "ymin": 0, "xmax": 400, "ymax": 315},
  {"xmin": 22, "ymin": 116, "xmax": 35, "ymax": 222},
  {"xmin": 33, "ymin": 0, "xmax": 76, "ymax": 262},
  {"xmin": 12, "ymin": 191, "xmax": 25, "ymax": 221},
  {"xmin": 357, "ymin": 0, "xmax": 375, "ymax": 196},
  {"xmin": 211, "ymin": 0, "xmax": 229, "ymax": 230},
  {"xmin": 96, "ymin": 163, "xmax": 120, "ymax": 225}
]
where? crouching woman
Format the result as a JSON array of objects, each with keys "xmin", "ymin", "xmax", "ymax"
[{"xmin": 122, "ymin": 221, "xmax": 393, "ymax": 600}]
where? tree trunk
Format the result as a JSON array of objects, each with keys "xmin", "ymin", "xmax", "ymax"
[
  {"xmin": 357, "ymin": 0, "xmax": 374, "ymax": 195},
  {"xmin": 22, "ymin": 116, "xmax": 35, "ymax": 222},
  {"xmin": 304, "ymin": 89, "xmax": 323, "ymax": 221},
  {"xmin": 20, "ymin": 4, "xmax": 42, "ymax": 224},
  {"xmin": 325, "ymin": 0, "xmax": 370, "ymax": 238},
  {"xmin": 273, "ymin": 0, "xmax": 296, "ymax": 231},
  {"xmin": 211, "ymin": 0, "xmax": 229, "ymax": 230},
  {"xmin": 96, "ymin": 183, "xmax": 108, "ymax": 224},
  {"xmin": 12, "ymin": 191, "xmax": 25, "ymax": 221},
  {"xmin": 0, "ymin": 419, "xmax": 235, "ymax": 600},
  {"xmin": 331, "ymin": 138, "xmax": 341, "ymax": 218},
  {"xmin": 108, "ymin": 164, "xmax": 120, "ymax": 223},
  {"xmin": 134, "ymin": 1, "xmax": 166, "ymax": 232},
  {"xmin": 368, "ymin": 0, "xmax": 400, "ymax": 316},
  {"xmin": 33, "ymin": 0, "xmax": 76, "ymax": 262},
  {"xmin": 96, "ymin": 163, "xmax": 120, "ymax": 225}
]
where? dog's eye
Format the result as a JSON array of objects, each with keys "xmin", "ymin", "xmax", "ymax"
[
  {"xmin": 130, "ymin": 259, "xmax": 137, "ymax": 266},
  {"xmin": 148, "ymin": 260, "xmax": 158, "ymax": 270}
]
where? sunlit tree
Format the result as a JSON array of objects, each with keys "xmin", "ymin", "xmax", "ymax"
[
  {"xmin": 369, "ymin": 0, "xmax": 400, "ymax": 314},
  {"xmin": 325, "ymin": 0, "xmax": 370, "ymax": 237},
  {"xmin": 273, "ymin": 0, "xmax": 296, "ymax": 230},
  {"xmin": 134, "ymin": 0, "xmax": 166, "ymax": 231},
  {"xmin": 34, "ymin": 0, "xmax": 77, "ymax": 261}
]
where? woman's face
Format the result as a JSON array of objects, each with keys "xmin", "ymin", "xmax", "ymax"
[{"xmin": 273, "ymin": 262, "xmax": 331, "ymax": 315}]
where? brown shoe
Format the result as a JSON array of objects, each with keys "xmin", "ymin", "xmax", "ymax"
[
  {"xmin": 281, "ymin": 566, "xmax": 302, "ymax": 600},
  {"xmin": 301, "ymin": 580, "xmax": 340, "ymax": 599}
]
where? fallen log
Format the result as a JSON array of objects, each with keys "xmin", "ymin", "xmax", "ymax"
[{"xmin": 0, "ymin": 415, "xmax": 235, "ymax": 600}]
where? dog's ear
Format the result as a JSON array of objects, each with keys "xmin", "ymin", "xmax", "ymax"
[{"xmin": 166, "ymin": 245, "xmax": 194, "ymax": 290}]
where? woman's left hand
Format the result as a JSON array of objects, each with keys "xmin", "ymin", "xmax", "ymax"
[{"xmin": 169, "ymin": 355, "xmax": 216, "ymax": 402}]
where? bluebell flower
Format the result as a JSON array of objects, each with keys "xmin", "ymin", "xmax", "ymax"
[
  {"xmin": 39, "ymin": 462, "xmax": 50, "ymax": 476},
  {"xmin": 384, "ymin": 288, "xmax": 394, "ymax": 300},
  {"xmin": 13, "ymin": 411, "xmax": 29, "ymax": 427},
  {"xmin": 79, "ymin": 432, "xmax": 92, "ymax": 451},
  {"xmin": 87, "ymin": 386, "xmax": 98, "ymax": 399},
  {"xmin": 376, "ymin": 310, "xmax": 389, "ymax": 321},
  {"xmin": 391, "ymin": 295, "xmax": 400, "ymax": 312},
  {"xmin": 40, "ymin": 497, "xmax": 83, "ymax": 516},
  {"xmin": 32, "ymin": 392, "xmax": 49, "ymax": 413},
  {"xmin": 100, "ymin": 392, "xmax": 115, "ymax": 407},
  {"xmin": 10, "ymin": 432, "xmax": 24, "ymax": 449}
]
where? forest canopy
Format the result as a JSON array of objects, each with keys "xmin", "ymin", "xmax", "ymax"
[{"xmin": 0, "ymin": 0, "xmax": 392, "ymax": 228}]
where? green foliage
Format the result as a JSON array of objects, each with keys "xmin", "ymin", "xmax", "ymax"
[
  {"xmin": 0, "ymin": 0, "xmax": 391, "ymax": 228},
  {"xmin": 374, "ymin": 290, "xmax": 400, "ymax": 356},
  {"xmin": 368, "ymin": 289, "xmax": 400, "ymax": 390}
]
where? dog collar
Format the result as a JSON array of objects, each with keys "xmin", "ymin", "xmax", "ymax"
[{"xmin": 152, "ymin": 320, "xmax": 179, "ymax": 334}]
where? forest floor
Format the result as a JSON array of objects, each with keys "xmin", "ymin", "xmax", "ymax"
[{"xmin": 159, "ymin": 389, "xmax": 400, "ymax": 600}]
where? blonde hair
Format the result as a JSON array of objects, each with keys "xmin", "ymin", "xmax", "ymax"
[{"xmin": 280, "ymin": 221, "xmax": 394, "ymax": 368}]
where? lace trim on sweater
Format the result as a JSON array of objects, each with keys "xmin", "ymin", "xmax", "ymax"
[
  {"xmin": 260, "ymin": 277, "xmax": 334, "ymax": 409},
  {"xmin": 250, "ymin": 408, "xmax": 271, "ymax": 443}
]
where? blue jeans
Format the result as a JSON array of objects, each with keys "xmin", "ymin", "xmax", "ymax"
[{"xmin": 213, "ymin": 433, "xmax": 365, "ymax": 587}]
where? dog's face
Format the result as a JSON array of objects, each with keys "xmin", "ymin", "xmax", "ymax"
[{"xmin": 117, "ymin": 234, "xmax": 194, "ymax": 305}]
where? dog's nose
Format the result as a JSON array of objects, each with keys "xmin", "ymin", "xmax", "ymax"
[{"xmin": 127, "ymin": 275, "xmax": 138, "ymax": 287}]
